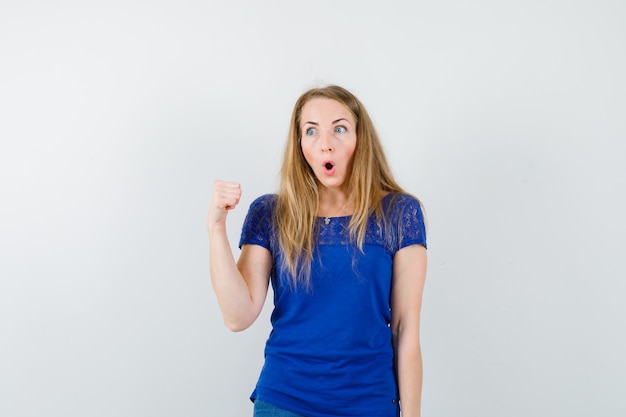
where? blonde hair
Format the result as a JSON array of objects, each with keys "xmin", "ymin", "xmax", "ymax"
[{"xmin": 275, "ymin": 85, "xmax": 405, "ymax": 288}]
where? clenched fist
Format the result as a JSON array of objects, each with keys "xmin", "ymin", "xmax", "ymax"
[{"xmin": 208, "ymin": 180, "xmax": 242, "ymax": 232}]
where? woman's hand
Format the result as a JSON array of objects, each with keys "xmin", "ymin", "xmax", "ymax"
[{"xmin": 208, "ymin": 180, "xmax": 242, "ymax": 232}]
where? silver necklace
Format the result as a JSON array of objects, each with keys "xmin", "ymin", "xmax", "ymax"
[{"xmin": 323, "ymin": 201, "xmax": 350, "ymax": 225}]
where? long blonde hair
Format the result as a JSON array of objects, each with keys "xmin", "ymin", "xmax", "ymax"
[{"xmin": 275, "ymin": 85, "xmax": 405, "ymax": 287}]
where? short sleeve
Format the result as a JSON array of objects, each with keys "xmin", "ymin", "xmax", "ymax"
[
  {"xmin": 238, "ymin": 194, "xmax": 277, "ymax": 251},
  {"xmin": 394, "ymin": 194, "xmax": 427, "ymax": 251}
]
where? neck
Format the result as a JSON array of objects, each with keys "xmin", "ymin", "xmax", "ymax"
[{"xmin": 318, "ymin": 190, "xmax": 351, "ymax": 219}]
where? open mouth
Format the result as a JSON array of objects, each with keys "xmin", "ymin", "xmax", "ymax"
[{"xmin": 322, "ymin": 161, "xmax": 336, "ymax": 176}]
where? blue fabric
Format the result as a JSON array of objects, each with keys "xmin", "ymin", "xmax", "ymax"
[{"xmin": 239, "ymin": 193, "xmax": 426, "ymax": 417}]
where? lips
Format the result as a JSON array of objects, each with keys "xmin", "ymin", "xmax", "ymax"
[{"xmin": 322, "ymin": 160, "xmax": 336, "ymax": 175}]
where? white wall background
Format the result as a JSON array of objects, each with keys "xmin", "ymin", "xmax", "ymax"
[{"xmin": 1, "ymin": 1, "xmax": 625, "ymax": 416}]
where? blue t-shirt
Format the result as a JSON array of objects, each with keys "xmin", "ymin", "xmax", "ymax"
[{"xmin": 239, "ymin": 193, "xmax": 427, "ymax": 417}]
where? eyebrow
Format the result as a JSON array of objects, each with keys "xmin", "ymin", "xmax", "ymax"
[{"xmin": 303, "ymin": 118, "xmax": 349, "ymax": 126}]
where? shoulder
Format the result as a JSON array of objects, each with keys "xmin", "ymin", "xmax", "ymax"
[
  {"xmin": 251, "ymin": 193, "xmax": 278, "ymax": 205},
  {"xmin": 242, "ymin": 194, "xmax": 277, "ymax": 227},
  {"xmin": 248, "ymin": 194, "xmax": 278, "ymax": 214},
  {"xmin": 240, "ymin": 194, "xmax": 277, "ymax": 250},
  {"xmin": 380, "ymin": 192, "xmax": 427, "ymax": 250},
  {"xmin": 381, "ymin": 192, "xmax": 424, "ymax": 217}
]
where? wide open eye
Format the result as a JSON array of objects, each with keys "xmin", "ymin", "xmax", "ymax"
[
  {"xmin": 334, "ymin": 126, "xmax": 347, "ymax": 133},
  {"xmin": 305, "ymin": 127, "xmax": 317, "ymax": 136}
]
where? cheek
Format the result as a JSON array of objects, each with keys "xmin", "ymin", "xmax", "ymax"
[
  {"xmin": 300, "ymin": 144, "xmax": 315, "ymax": 167},
  {"xmin": 344, "ymin": 141, "xmax": 357, "ymax": 162}
]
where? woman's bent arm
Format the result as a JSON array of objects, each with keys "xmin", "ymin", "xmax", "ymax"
[
  {"xmin": 208, "ymin": 180, "xmax": 271, "ymax": 331},
  {"xmin": 391, "ymin": 244, "xmax": 427, "ymax": 417}
]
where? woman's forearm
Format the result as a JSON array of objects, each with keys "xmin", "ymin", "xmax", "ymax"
[
  {"xmin": 396, "ymin": 331, "xmax": 423, "ymax": 417},
  {"xmin": 209, "ymin": 226, "xmax": 257, "ymax": 331}
]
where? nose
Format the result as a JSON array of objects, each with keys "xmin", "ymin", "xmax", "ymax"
[{"xmin": 320, "ymin": 131, "xmax": 333, "ymax": 152}]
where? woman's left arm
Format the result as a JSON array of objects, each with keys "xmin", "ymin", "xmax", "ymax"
[{"xmin": 391, "ymin": 243, "xmax": 428, "ymax": 417}]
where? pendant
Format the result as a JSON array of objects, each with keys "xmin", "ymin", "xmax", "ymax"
[{"xmin": 324, "ymin": 217, "xmax": 331, "ymax": 225}]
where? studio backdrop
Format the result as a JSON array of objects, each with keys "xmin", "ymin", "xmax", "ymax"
[{"xmin": 1, "ymin": 1, "xmax": 624, "ymax": 416}]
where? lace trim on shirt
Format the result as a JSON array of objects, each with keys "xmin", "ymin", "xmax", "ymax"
[
  {"xmin": 316, "ymin": 194, "xmax": 425, "ymax": 253},
  {"xmin": 240, "ymin": 193, "xmax": 426, "ymax": 255}
]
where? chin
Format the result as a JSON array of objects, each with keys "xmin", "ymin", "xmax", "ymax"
[{"xmin": 320, "ymin": 180, "xmax": 345, "ymax": 189}]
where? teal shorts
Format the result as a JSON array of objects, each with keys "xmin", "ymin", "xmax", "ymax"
[{"xmin": 253, "ymin": 399, "xmax": 305, "ymax": 417}]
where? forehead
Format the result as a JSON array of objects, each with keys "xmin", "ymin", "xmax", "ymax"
[{"xmin": 300, "ymin": 98, "xmax": 354, "ymax": 124}]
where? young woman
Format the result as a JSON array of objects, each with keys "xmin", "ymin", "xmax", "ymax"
[{"xmin": 208, "ymin": 85, "xmax": 427, "ymax": 417}]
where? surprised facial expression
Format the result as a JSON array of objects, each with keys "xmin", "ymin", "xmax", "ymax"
[{"xmin": 300, "ymin": 98, "xmax": 357, "ymax": 191}]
